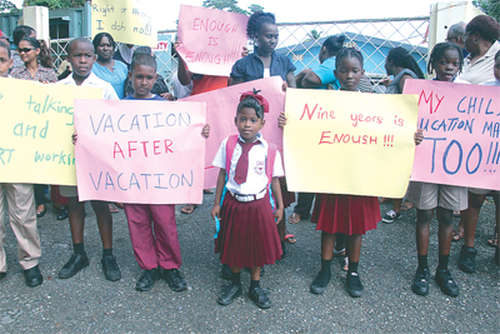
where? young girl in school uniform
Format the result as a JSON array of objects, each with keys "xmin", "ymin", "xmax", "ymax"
[
  {"xmin": 279, "ymin": 48, "xmax": 423, "ymax": 298},
  {"xmin": 406, "ymin": 42, "xmax": 466, "ymax": 297},
  {"xmin": 211, "ymin": 91, "xmax": 284, "ymax": 309}
]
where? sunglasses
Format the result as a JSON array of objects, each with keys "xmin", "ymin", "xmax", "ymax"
[{"xmin": 18, "ymin": 48, "xmax": 35, "ymax": 53}]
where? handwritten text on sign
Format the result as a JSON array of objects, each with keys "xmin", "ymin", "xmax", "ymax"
[
  {"xmin": 403, "ymin": 79, "xmax": 500, "ymax": 190},
  {"xmin": 74, "ymin": 100, "xmax": 206, "ymax": 204},
  {"xmin": 0, "ymin": 77, "xmax": 102, "ymax": 185},
  {"xmin": 91, "ymin": 0, "xmax": 157, "ymax": 46},
  {"xmin": 182, "ymin": 76, "xmax": 285, "ymax": 189},
  {"xmin": 283, "ymin": 88, "xmax": 418, "ymax": 198},
  {"xmin": 176, "ymin": 5, "xmax": 249, "ymax": 76}
]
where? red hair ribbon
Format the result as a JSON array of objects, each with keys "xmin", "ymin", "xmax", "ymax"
[{"xmin": 239, "ymin": 88, "xmax": 269, "ymax": 114}]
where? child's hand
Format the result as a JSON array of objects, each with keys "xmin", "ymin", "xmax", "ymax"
[
  {"xmin": 274, "ymin": 207, "xmax": 284, "ymax": 224},
  {"xmin": 211, "ymin": 204, "xmax": 220, "ymax": 220},
  {"xmin": 380, "ymin": 77, "xmax": 391, "ymax": 87},
  {"xmin": 160, "ymin": 92, "xmax": 175, "ymax": 100},
  {"xmin": 114, "ymin": 202, "xmax": 124, "ymax": 209},
  {"xmin": 72, "ymin": 132, "xmax": 78, "ymax": 145},
  {"xmin": 414, "ymin": 129, "xmax": 424, "ymax": 145},
  {"xmin": 201, "ymin": 124, "xmax": 210, "ymax": 138},
  {"xmin": 278, "ymin": 112, "xmax": 287, "ymax": 128},
  {"xmin": 282, "ymin": 82, "xmax": 287, "ymax": 92}
]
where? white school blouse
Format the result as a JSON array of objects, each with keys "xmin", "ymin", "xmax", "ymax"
[{"xmin": 212, "ymin": 134, "xmax": 284, "ymax": 196}]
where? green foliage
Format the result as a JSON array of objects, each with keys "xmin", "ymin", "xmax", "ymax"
[
  {"xmin": 309, "ymin": 29, "xmax": 321, "ymax": 40},
  {"xmin": 23, "ymin": 0, "xmax": 84, "ymax": 9},
  {"xmin": 0, "ymin": 0, "xmax": 16, "ymax": 11},
  {"xmin": 473, "ymin": 0, "xmax": 500, "ymax": 22},
  {"xmin": 202, "ymin": 0, "xmax": 264, "ymax": 15}
]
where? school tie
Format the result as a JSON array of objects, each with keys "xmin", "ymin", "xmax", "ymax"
[{"xmin": 234, "ymin": 140, "xmax": 260, "ymax": 185}]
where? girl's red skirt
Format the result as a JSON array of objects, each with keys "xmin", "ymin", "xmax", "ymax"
[
  {"xmin": 215, "ymin": 193, "xmax": 282, "ymax": 268},
  {"xmin": 315, "ymin": 194, "xmax": 381, "ymax": 235}
]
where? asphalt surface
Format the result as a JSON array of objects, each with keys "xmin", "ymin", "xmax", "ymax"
[{"xmin": 0, "ymin": 194, "xmax": 498, "ymax": 334}]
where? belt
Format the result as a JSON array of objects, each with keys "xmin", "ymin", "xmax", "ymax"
[{"xmin": 229, "ymin": 187, "xmax": 267, "ymax": 202}]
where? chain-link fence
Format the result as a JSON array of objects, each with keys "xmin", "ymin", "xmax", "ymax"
[{"xmin": 50, "ymin": 16, "xmax": 430, "ymax": 90}]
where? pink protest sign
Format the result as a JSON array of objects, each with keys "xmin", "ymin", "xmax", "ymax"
[
  {"xmin": 404, "ymin": 79, "xmax": 500, "ymax": 190},
  {"xmin": 176, "ymin": 5, "xmax": 249, "ymax": 77},
  {"xmin": 182, "ymin": 76, "xmax": 285, "ymax": 188},
  {"xmin": 74, "ymin": 99, "xmax": 207, "ymax": 204}
]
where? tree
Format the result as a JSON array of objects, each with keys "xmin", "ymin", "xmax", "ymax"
[
  {"xmin": 473, "ymin": 0, "xmax": 500, "ymax": 22},
  {"xmin": 23, "ymin": 0, "xmax": 84, "ymax": 9},
  {"xmin": 202, "ymin": 0, "xmax": 264, "ymax": 15},
  {"xmin": 309, "ymin": 29, "xmax": 321, "ymax": 40},
  {"xmin": 0, "ymin": 0, "xmax": 17, "ymax": 11}
]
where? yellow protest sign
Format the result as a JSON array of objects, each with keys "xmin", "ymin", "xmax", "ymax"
[
  {"xmin": 283, "ymin": 88, "xmax": 418, "ymax": 198},
  {"xmin": 0, "ymin": 77, "xmax": 102, "ymax": 185},
  {"xmin": 91, "ymin": 0, "xmax": 157, "ymax": 46}
]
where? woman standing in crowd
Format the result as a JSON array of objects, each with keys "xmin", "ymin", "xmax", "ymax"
[
  {"xmin": 11, "ymin": 37, "xmax": 58, "ymax": 218},
  {"xmin": 92, "ymin": 32, "xmax": 128, "ymax": 99},
  {"xmin": 381, "ymin": 46, "xmax": 425, "ymax": 224},
  {"xmin": 455, "ymin": 14, "xmax": 500, "ymax": 272}
]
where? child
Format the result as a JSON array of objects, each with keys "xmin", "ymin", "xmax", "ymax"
[
  {"xmin": 381, "ymin": 47, "xmax": 425, "ymax": 224},
  {"xmin": 0, "ymin": 40, "xmax": 43, "ymax": 287},
  {"xmin": 229, "ymin": 10, "xmax": 297, "ymax": 254},
  {"xmin": 211, "ymin": 90, "xmax": 284, "ymax": 309},
  {"xmin": 279, "ymin": 48, "xmax": 422, "ymax": 298},
  {"xmin": 122, "ymin": 53, "xmax": 209, "ymax": 292},
  {"xmin": 57, "ymin": 38, "xmax": 121, "ymax": 282},
  {"xmin": 406, "ymin": 42, "xmax": 466, "ymax": 297}
]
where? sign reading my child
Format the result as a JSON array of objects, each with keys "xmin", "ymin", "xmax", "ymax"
[
  {"xmin": 91, "ymin": 0, "xmax": 157, "ymax": 46},
  {"xmin": 74, "ymin": 99, "xmax": 206, "ymax": 204},
  {"xmin": 182, "ymin": 77, "xmax": 285, "ymax": 189},
  {"xmin": 283, "ymin": 88, "xmax": 419, "ymax": 198},
  {"xmin": 176, "ymin": 5, "xmax": 249, "ymax": 77},
  {"xmin": 404, "ymin": 79, "xmax": 500, "ymax": 191},
  {"xmin": 0, "ymin": 77, "xmax": 102, "ymax": 185}
]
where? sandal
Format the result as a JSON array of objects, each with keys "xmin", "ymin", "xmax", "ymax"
[
  {"xmin": 452, "ymin": 227, "xmax": 464, "ymax": 242},
  {"xmin": 288, "ymin": 213, "xmax": 301, "ymax": 224},
  {"xmin": 487, "ymin": 233, "xmax": 498, "ymax": 247},
  {"xmin": 284, "ymin": 234, "xmax": 296, "ymax": 244},
  {"xmin": 181, "ymin": 204, "xmax": 197, "ymax": 215},
  {"xmin": 36, "ymin": 204, "xmax": 47, "ymax": 218}
]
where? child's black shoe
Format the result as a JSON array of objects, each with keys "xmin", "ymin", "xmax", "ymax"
[
  {"xmin": 411, "ymin": 266, "xmax": 430, "ymax": 296},
  {"xmin": 345, "ymin": 271, "xmax": 363, "ymax": 298},
  {"xmin": 135, "ymin": 268, "xmax": 159, "ymax": 292},
  {"xmin": 162, "ymin": 268, "xmax": 187, "ymax": 292},
  {"xmin": 435, "ymin": 269, "xmax": 459, "ymax": 297},
  {"xmin": 310, "ymin": 269, "xmax": 331, "ymax": 295},
  {"xmin": 458, "ymin": 246, "xmax": 477, "ymax": 273},
  {"xmin": 217, "ymin": 282, "xmax": 242, "ymax": 306},
  {"xmin": 248, "ymin": 287, "xmax": 271, "ymax": 309}
]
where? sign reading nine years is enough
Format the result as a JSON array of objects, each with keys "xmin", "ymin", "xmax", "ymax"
[
  {"xmin": 74, "ymin": 99, "xmax": 206, "ymax": 205},
  {"xmin": 283, "ymin": 88, "xmax": 419, "ymax": 198},
  {"xmin": 0, "ymin": 77, "xmax": 102, "ymax": 185},
  {"xmin": 404, "ymin": 79, "xmax": 500, "ymax": 190}
]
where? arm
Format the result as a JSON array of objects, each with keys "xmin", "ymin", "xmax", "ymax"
[
  {"xmin": 301, "ymin": 70, "xmax": 322, "ymax": 88},
  {"xmin": 286, "ymin": 71, "xmax": 297, "ymax": 88},
  {"xmin": 295, "ymin": 69, "xmax": 308, "ymax": 88},
  {"xmin": 270, "ymin": 177, "xmax": 284, "ymax": 223},
  {"xmin": 398, "ymin": 74, "xmax": 413, "ymax": 93},
  {"xmin": 175, "ymin": 42, "xmax": 193, "ymax": 86},
  {"xmin": 211, "ymin": 168, "xmax": 227, "ymax": 220},
  {"xmin": 228, "ymin": 76, "xmax": 244, "ymax": 86}
]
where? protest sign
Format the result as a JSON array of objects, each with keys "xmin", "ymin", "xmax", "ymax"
[
  {"xmin": 0, "ymin": 77, "xmax": 102, "ymax": 185},
  {"xmin": 283, "ymin": 88, "xmax": 418, "ymax": 198},
  {"xmin": 176, "ymin": 5, "xmax": 249, "ymax": 77},
  {"xmin": 182, "ymin": 76, "xmax": 285, "ymax": 189},
  {"xmin": 74, "ymin": 99, "xmax": 206, "ymax": 204},
  {"xmin": 404, "ymin": 79, "xmax": 500, "ymax": 190},
  {"xmin": 91, "ymin": 0, "xmax": 157, "ymax": 46}
]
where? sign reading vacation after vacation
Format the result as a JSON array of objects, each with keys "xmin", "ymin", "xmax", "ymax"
[
  {"xmin": 91, "ymin": 0, "xmax": 157, "ymax": 46},
  {"xmin": 0, "ymin": 77, "xmax": 102, "ymax": 185},
  {"xmin": 404, "ymin": 79, "xmax": 500, "ymax": 190},
  {"xmin": 74, "ymin": 100, "xmax": 206, "ymax": 204},
  {"xmin": 182, "ymin": 76, "xmax": 285, "ymax": 189},
  {"xmin": 176, "ymin": 5, "xmax": 249, "ymax": 76},
  {"xmin": 284, "ymin": 88, "xmax": 419, "ymax": 198}
]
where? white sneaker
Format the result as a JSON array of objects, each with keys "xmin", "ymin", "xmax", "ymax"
[{"xmin": 382, "ymin": 209, "xmax": 400, "ymax": 224}]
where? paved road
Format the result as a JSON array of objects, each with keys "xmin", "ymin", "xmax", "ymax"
[{"xmin": 0, "ymin": 194, "xmax": 498, "ymax": 333}]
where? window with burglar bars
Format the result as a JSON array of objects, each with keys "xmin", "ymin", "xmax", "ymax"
[{"xmin": 49, "ymin": 16, "xmax": 429, "ymax": 89}]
